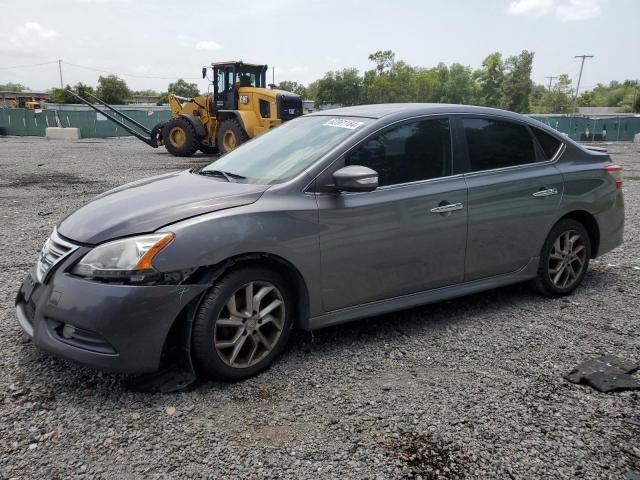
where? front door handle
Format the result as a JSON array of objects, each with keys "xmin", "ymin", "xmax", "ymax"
[
  {"xmin": 430, "ymin": 202, "xmax": 464, "ymax": 214},
  {"xmin": 532, "ymin": 188, "xmax": 558, "ymax": 197}
]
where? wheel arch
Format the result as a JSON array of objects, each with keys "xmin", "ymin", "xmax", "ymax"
[
  {"xmin": 157, "ymin": 251, "xmax": 311, "ymax": 380},
  {"xmin": 216, "ymin": 110, "xmax": 251, "ymax": 136},
  {"xmin": 558, "ymin": 210, "xmax": 600, "ymax": 258},
  {"xmin": 186, "ymin": 252, "xmax": 311, "ymax": 330}
]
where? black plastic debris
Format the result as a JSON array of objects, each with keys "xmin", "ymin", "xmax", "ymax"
[
  {"xmin": 564, "ymin": 355, "xmax": 640, "ymax": 393},
  {"xmin": 127, "ymin": 366, "xmax": 196, "ymax": 393}
]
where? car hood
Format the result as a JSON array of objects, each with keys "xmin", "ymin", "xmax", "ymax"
[{"xmin": 58, "ymin": 170, "xmax": 267, "ymax": 244}]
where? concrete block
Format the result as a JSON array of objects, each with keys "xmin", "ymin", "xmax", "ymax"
[
  {"xmin": 634, "ymin": 133, "xmax": 640, "ymax": 144},
  {"xmin": 46, "ymin": 127, "xmax": 81, "ymax": 140}
]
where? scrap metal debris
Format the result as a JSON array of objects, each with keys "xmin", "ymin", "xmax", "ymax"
[{"xmin": 565, "ymin": 355, "xmax": 640, "ymax": 393}]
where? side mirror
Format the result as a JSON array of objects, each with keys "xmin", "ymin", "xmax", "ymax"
[
  {"xmin": 202, "ymin": 67, "xmax": 207, "ymax": 79},
  {"xmin": 332, "ymin": 165, "xmax": 379, "ymax": 192}
]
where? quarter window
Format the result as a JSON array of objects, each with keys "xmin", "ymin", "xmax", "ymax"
[
  {"xmin": 532, "ymin": 126, "xmax": 562, "ymax": 159},
  {"xmin": 346, "ymin": 118, "xmax": 451, "ymax": 186},
  {"xmin": 463, "ymin": 118, "xmax": 536, "ymax": 171}
]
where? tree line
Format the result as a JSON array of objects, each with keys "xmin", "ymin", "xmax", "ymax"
[
  {"xmin": 276, "ymin": 50, "xmax": 640, "ymax": 113},
  {"xmin": 1, "ymin": 77, "xmax": 200, "ymax": 105},
  {"xmin": 2, "ymin": 51, "xmax": 638, "ymax": 112}
]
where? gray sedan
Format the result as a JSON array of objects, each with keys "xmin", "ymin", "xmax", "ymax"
[{"xmin": 16, "ymin": 104, "xmax": 624, "ymax": 382}]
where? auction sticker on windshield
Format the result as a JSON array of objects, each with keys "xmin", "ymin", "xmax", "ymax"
[{"xmin": 323, "ymin": 118, "xmax": 365, "ymax": 129}]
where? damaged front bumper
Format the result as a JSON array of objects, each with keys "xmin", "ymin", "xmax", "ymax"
[{"xmin": 15, "ymin": 254, "xmax": 208, "ymax": 374}]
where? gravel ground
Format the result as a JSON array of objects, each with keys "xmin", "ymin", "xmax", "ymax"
[{"xmin": 0, "ymin": 137, "xmax": 638, "ymax": 479}]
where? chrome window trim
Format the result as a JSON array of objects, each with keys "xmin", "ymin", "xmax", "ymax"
[
  {"xmin": 305, "ymin": 110, "xmax": 568, "ymax": 194},
  {"xmin": 458, "ymin": 114, "xmax": 566, "ymax": 177},
  {"xmin": 462, "ymin": 142, "xmax": 566, "ymax": 178}
]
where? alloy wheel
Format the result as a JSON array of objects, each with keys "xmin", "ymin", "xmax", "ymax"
[
  {"xmin": 548, "ymin": 229, "xmax": 587, "ymax": 289},
  {"xmin": 213, "ymin": 281, "xmax": 285, "ymax": 368}
]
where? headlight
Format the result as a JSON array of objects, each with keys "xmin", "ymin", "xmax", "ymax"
[{"xmin": 72, "ymin": 233, "xmax": 173, "ymax": 282}]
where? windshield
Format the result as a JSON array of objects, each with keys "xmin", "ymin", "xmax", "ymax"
[{"xmin": 200, "ymin": 116, "xmax": 372, "ymax": 184}]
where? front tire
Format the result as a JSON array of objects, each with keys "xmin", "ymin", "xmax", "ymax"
[
  {"xmin": 216, "ymin": 118, "xmax": 248, "ymax": 154},
  {"xmin": 162, "ymin": 118, "xmax": 198, "ymax": 157},
  {"xmin": 532, "ymin": 219, "xmax": 591, "ymax": 297},
  {"xmin": 192, "ymin": 267, "xmax": 293, "ymax": 381}
]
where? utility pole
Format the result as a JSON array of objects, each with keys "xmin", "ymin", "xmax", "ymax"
[
  {"xmin": 573, "ymin": 54, "xmax": 594, "ymax": 108},
  {"xmin": 58, "ymin": 59, "xmax": 63, "ymax": 88},
  {"xmin": 544, "ymin": 76, "xmax": 558, "ymax": 91}
]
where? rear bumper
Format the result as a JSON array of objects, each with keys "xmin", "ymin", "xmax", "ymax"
[
  {"xmin": 16, "ymin": 266, "xmax": 206, "ymax": 373},
  {"xmin": 594, "ymin": 190, "xmax": 624, "ymax": 257}
]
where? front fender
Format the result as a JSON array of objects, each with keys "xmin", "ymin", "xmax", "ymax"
[{"xmin": 151, "ymin": 192, "xmax": 323, "ymax": 317}]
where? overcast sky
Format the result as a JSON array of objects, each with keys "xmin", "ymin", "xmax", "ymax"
[{"xmin": 1, "ymin": 0, "xmax": 638, "ymax": 93}]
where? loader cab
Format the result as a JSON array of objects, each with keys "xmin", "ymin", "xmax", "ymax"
[{"xmin": 210, "ymin": 61, "xmax": 268, "ymax": 111}]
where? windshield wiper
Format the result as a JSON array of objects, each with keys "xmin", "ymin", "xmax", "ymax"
[{"xmin": 198, "ymin": 169, "xmax": 246, "ymax": 182}]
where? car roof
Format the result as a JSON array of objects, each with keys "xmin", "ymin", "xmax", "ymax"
[{"xmin": 308, "ymin": 103, "xmax": 528, "ymax": 121}]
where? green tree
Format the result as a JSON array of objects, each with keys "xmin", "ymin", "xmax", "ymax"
[
  {"xmin": 413, "ymin": 68, "xmax": 440, "ymax": 103},
  {"xmin": 363, "ymin": 60, "xmax": 418, "ymax": 103},
  {"xmin": 368, "ymin": 50, "xmax": 396, "ymax": 74},
  {"xmin": 96, "ymin": 75, "xmax": 131, "ymax": 104},
  {"xmin": 167, "ymin": 78, "xmax": 199, "ymax": 98},
  {"xmin": 444, "ymin": 63, "xmax": 477, "ymax": 104},
  {"xmin": 315, "ymin": 68, "xmax": 363, "ymax": 106},
  {"xmin": 305, "ymin": 80, "xmax": 319, "ymax": 101},
  {"xmin": 474, "ymin": 52, "xmax": 504, "ymax": 107},
  {"xmin": 132, "ymin": 89, "xmax": 160, "ymax": 97},
  {"xmin": 500, "ymin": 50, "xmax": 535, "ymax": 113},
  {"xmin": 533, "ymin": 74, "xmax": 573, "ymax": 113},
  {"xmin": 0, "ymin": 82, "xmax": 28, "ymax": 91},
  {"xmin": 276, "ymin": 80, "xmax": 307, "ymax": 97},
  {"xmin": 49, "ymin": 85, "xmax": 76, "ymax": 104},
  {"xmin": 49, "ymin": 82, "xmax": 95, "ymax": 103},
  {"xmin": 576, "ymin": 79, "xmax": 640, "ymax": 112}
]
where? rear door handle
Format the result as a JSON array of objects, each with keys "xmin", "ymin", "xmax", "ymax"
[
  {"xmin": 430, "ymin": 202, "xmax": 464, "ymax": 214},
  {"xmin": 532, "ymin": 188, "xmax": 558, "ymax": 197}
]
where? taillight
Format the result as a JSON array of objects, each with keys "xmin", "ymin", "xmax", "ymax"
[{"xmin": 604, "ymin": 164, "xmax": 623, "ymax": 189}]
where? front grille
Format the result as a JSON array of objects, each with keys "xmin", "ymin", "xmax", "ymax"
[
  {"xmin": 35, "ymin": 228, "xmax": 78, "ymax": 283},
  {"xmin": 277, "ymin": 94, "xmax": 303, "ymax": 122}
]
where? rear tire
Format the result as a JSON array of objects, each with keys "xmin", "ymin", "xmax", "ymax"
[
  {"xmin": 162, "ymin": 118, "xmax": 198, "ymax": 157},
  {"xmin": 216, "ymin": 118, "xmax": 248, "ymax": 154},
  {"xmin": 192, "ymin": 267, "xmax": 293, "ymax": 381},
  {"xmin": 532, "ymin": 219, "xmax": 591, "ymax": 297}
]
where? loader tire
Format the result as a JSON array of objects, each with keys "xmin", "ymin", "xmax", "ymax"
[
  {"xmin": 163, "ymin": 118, "xmax": 198, "ymax": 157},
  {"xmin": 150, "ymin": 121, "xmax": 167, "ymax": 146},
  {"xmin": 216, "ymin": 118, "xmax": 248, "ymax": 154}
]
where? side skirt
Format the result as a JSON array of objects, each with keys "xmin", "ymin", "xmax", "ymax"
[{"xmin": 308, "ymin": 257, "xmax": 540, "ymax": 330}]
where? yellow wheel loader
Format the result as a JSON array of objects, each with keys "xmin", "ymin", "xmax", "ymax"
[{"xmin": 67, "ymin": 61, "xmax": 303, "ymax": 157}]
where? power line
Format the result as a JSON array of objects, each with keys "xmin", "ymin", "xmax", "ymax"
[
  {"xmin": 62, "ymin": 61, "xmax": 201, "ymax": 81},
  {"xmin": 0, "ymin": 60, "xmax": 59, "ymax": 71}
]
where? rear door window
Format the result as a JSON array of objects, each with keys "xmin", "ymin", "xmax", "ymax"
[
  {"xmin": 532, "ymin": 126, "xmax": 562, "ymax": 160},
  {"xmin": 346, "ymin": 118, "xmax": 451, "ymax": 186},
  {"xmin": 462, "ymin": 118, "xmax": 536, "ymax": 172}
]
